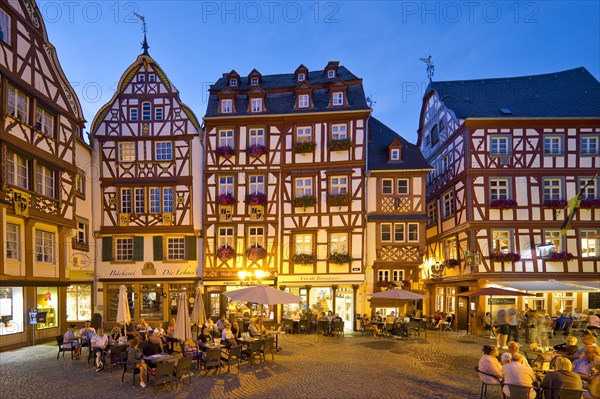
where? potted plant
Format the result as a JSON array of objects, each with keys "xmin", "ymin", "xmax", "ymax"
[
  {"xmin": 248, "ymin": 144, "xmax": 267, "ymax": 158},
  {"xmin": 326, "ymin": 193, "xmax": 351, "ymax": 206},
  {"xmin": 547, "ymin": 251, "xmax": 575, "ymax": 261},
  {"xmin": 490, "ymin": 252, "xmax": 521, "ymax": 262},
  {"xmin": 489, "ymin": 199, "xmax": 518, "ymax": 209},
  {"xmin": 216, "ymin": 145, "xmax": 235, "ymax": 159},
  {"xmin": 292, "ymin": 141, "xmax": 317, "ymax": 154},
  {"xmin": 294, "ymin": 195, "xmax": 317, "ymax": 208},
  {"xmin": 444, "ymin": 258, "xmax": 460, "ymax": 268},
  {"xmin": 580, "ymin": 198, "xmax": 600, "ymax": 208},
  {"xmin": 291, "ymin": 253, "xmax": 316, "ymax": 264},
  {"xmin": 376, "ymin": 280, "xmax": 390, "ymax": 289},
  {"xmin": 245, "ymin": 193, "xmax": 267, "ymax": 206},
  {"xmin": 328, "ymin": 252, "xmax": 352, "ymax": 264},
  {"xmin": 216, "ymin": 194, "xmax": 236, "ymax": 206},
  {"xmin": 217, "ymin": 245, "xmax": 236, "ymax": 261},
  {"xmin": 328, "ymin": 138, "xmax": 352, "ymax": 151},
  {"xmin": 246, "ymin": 245, "xmax": 267, "ymax": 261},
  {"xmin": 543, "ymin": 199, "xmax": 568, "ymax": 208}
]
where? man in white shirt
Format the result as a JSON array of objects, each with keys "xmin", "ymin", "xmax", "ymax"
[
  {"xmin": 91, "ymin": 328, "xmax": 109, "ymax": 372},
  {"xmin": 502, "ymin": 353, "xmax": 538, "ymax": 399}
]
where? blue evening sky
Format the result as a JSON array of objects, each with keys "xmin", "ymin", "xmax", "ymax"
[{"xmin": 38, "ymin": 0, "xmax": 599, "ymax": 143}]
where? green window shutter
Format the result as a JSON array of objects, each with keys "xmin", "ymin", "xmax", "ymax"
[
  {"xmin": 133, "ymin": 236, "xmax": 144, "ymax": 261},
  {"xmin": 153, "ymin": 236, "xmax": 163, "ymax": 261},
  {"xmin": 186, "ymin": 236, "xmax": 197, "ymax": 260},
  {"xmin": 102, "ymin": 237, "xmax": 113, "ymax": 261}
]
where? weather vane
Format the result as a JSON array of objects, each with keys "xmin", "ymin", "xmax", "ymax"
[
  {"xmin": 420, "ymin": 55, "xmax": 435, "ymax": 83},
  {"xmin": 366, "ymin": 95, "xmax": 376, "ymax": 108},
  {"xmin": 133, "ymin": 12, "xmax": 149, "ymax": 55}
]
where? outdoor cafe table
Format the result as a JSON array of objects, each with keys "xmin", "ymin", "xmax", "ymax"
[{"xmin": 143, "ymin": 353, "xmax": 178, "ymax": 366}]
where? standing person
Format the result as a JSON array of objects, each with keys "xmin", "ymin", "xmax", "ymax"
[
  {"xmin": 125, "ymin": 339, "xmax": 148, "ymax": 388},
  {"xmin": 538, "ymin": 309, "xmax": 552, "ymax": 350},
  {"xmin": 496, "ymin": 309, "xmax": 510, "ymax": 350},
  {"xmin": 91, "ymin": 328, "xmax": 109, "ymax": 372},
  {"xmin": 508, "ymin": 308, "xmax": 520, "ymax": 343},
  {"xmin": 483, "ymin": 312, "xmax": 495, "ymax": 338},
  {"xmin": 63, "ymin": 324, "xmax": 82, "ymax": 359}
]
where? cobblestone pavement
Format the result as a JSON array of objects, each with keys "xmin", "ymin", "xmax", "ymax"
[{"xmin": 1, "ymin": 331, "xmax": 502, "ymax": 399}]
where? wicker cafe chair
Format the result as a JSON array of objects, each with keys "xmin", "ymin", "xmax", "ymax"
[
  {"xmin": 173, "ymin": 356, "xmax": 194, "ymax": 387},
  {"xmin": 201, "ymin": 347, "xmax": 222, "ymax": 376},
  {"xmin": 108, "ymin": 344, "xmax": 128, "ymax": 372},
  {"xmin": 221, "ymin": 345, "xmax": 242, "ymax": 374},
  {"xmin": 121, "ymin": 351, "xmax": 141, "ymax": 387},
  {"xmin": 502, "ymin": 384, "xmax": 532, "ymax": 399},
  {"xmin": 474, "ymin": 367, "xmax": 503, "ymax": 399},
  {"xmin": 242, "ymin": 340, "xmax": 263, "ymax": 366},
  {"xmin": 558, "ymin": 388, "xmax": 586, "ymax": 399},
  {"xmin": 55, "ymin": 335, "xmax": 75, "ymax": 360},
  {"xmin": 148, "ymin": 361, "xmax": 175, "ymax": 393},
  {"xmin": 260, "ymin": 337, "xmax": 275, "ymax": 362},
  {"xmin": 333, "ymin": 321, "xmax": 344, "ymax": 337}
]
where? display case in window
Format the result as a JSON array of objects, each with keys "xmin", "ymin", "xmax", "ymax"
[
  {"xmin": 0, "ymin": 287, "xmax": 24, "ymax": 336},
  {"xmin": 36, "ymin": 287, "xmax": 58, "ymax": 329}
]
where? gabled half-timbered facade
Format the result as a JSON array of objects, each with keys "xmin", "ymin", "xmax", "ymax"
[
  {"xmin": 418, "ymin": 67, "xmax": 600, "ymax": 331},
  {"xmin": 0, "ymin": 0, "xmax": 90, "ymax": 350},
  {"xmin": 91, "ymin": 50, "xmax": 202, "ymax": 324}
]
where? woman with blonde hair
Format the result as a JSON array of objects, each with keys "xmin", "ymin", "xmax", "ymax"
[{"xmin": 541, "ymin": 357, "xmax": 583, "ymax": 399}]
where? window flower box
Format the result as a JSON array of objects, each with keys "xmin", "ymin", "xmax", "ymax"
[
  {"xmin": 547, "ymin": 251, "xmax": 575, "ymax": 262},
  {"xmin": 489, "ymin": 199, "xmax": 518, "ymax": 209},
  {"xmin": 444, "ymin": 258, "xmax": 459, "ymax": 268},
  {"xmin": 327, "ymin": 193, "xmax": 351, "ymax": 206},
  {"xmin": 216, "ymin": 145, "xmax": 235, "ymax": 159},
  {"xmin": 248, "ymin": 144, "xmax": 267, "ymax": 158},
  {"xmin": 328, "ymin": 252, "xmax": 352, "ymax": 264},
  {"xmin": 328, "ymin": 138, "xmax": 352, "ymax": 151},
  {"xmin": 245, "ymin": 193, "xmax": 267, "ymax": 206},
  {"xmin": 376, "ymin": 280, "xmax": 391, "ymax": 288},
  {"xmin": 294, "ymin": 195, "xmax": 317, "ymax": 208},
  {"xmin": 216, "ymin": 194, "xmax": 236, "ymax": 206},
  {"xmin": 543, "ymin": 199, "xmax": 567, "ymax": 208},
  {"xmin": 292, "ymin": 141, "xmax": 316, "ymax": 154},
  {"xmin": 217, "ymin": 245, "xmax": 236, "ymax": 262},
  {"xmin": 490, "ymin": 252, "xmax": 521, "ymax": 262},
  {"xmin": 400, "ymin": 280, "xmax": 411, "ymax": 288},
  {"xmin": 580, "ymin": 198, "xmax": 600, "ymax": 209},
  {"xmin": 246, "ymin": 245, "xmax": 267, "ymax": 261},
  {"xmin": 291, "ymin": 253, "xmax": 316, "ymax": 264}
]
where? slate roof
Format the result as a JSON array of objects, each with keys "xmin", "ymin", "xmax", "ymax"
[
  {"xmin": 205, "ymin": 66, "xmax": 369, "ymax": 117},
  {"xmin": 425, "ymin": 67, "xmax": 600, "ymax": 118},
  {"xmin": 367, "ymin": 117, "xmax": 432, "ymax": 171}
]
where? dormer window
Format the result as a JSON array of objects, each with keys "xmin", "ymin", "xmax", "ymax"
[
  {"xmin": 298, "ymin": 94, "xmax": 309, "ymax": 108},
  {"xmin": 251, "ymin": 77, "xmax": 259, "ymax": 85},
  {"xmin": 298, "ymin": 73, "xmax": 306, "ymax": 81},
  {"xmin": 149, "ymin": 74, "xmax": 156, "ymax": 82},
  {"xmin": 390, "ymin": 149, "xmax": 401, "ymax": 161},
  {"xmin": 332, "ymin": 92, "xmax": 344, "ymax": 106},
  {"xmin": 327, "ymin": 70, "xmax": 335, "ymax": 78},
  {"xmin": 251, "ymin": 98, "xmax": 263, "ymax": 113},
  {"xmin": 230, "ymin": 78, "xmax": 238, "ymax": 87},
  {"xmin": 221, "ymin": 99, "xmax": 233, "ymax": 113}
]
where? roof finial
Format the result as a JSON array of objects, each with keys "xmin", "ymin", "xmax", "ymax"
[
  {"xmin": 419, "ymin": 55, "xmax": 435, "ymax": 83},
  {"xmin": 133, "ymin": 12, "xmax": 149, "ymax": 55}
]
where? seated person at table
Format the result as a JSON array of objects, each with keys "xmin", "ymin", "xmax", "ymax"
[
  {"xmin": 385, "ymin": 312, "xmax": 395, "ymax": 324},
  {"xmin": 166, "ymin": 318, "xmax": 176, "ymax": 335},
  {"xmin": 141, "ymin": 331, "xmax": 162, "ymax": 356},
  {"xmin": 182, "ymin": 338, "xmax": 199, "ymax": 356},
  {"xmin": 283, "ymin": 309, "xmax": 292, "ymax": 319},
  {"xmin": 554, "ymin": 336, "xmax": 580, "ymax": 356},
  {"xmin": 317, "ymin": 311, "xmax": 327, "ymax": 322},
  {"xmin": 541, "ymin": 357, "xmax": 583, "ymax": 399},
  {"xmin": 231, "ymin": 321, "xmax": 241, "ymax": 339},
  {"xmin": 573, "ymin": 345, "xmax": 600, "ymax": 382},
  {"xmin": 257, "ymin": 317, "xmax": 267, "ymax": 335},
  {"xmin": 478, "ymin": 345, "xmax": 503, "ymax": 386},
  {"xmin": 198, "ymin": 325, "xmax": 213, "ymax": 344},
  {"xmin": 432, "ymin": 310, "xmax": 443, "ymax": 327},
  {"xmin": 583, "ymin": 374, "xmax": 600, "ymax": 399},
  {"xmin": 91, "ymin": 328, "xmax": 109, "ymax": 371},
  {"xmin": 216, "ymin": 314, "xmax": 227, "ymax": 332},
  {"xmin": 553, "ymin": 313, "xmax": 572, "ymax": 336},
  {"xmin": 571, "ymin": 335, "xmax": 597, "ymax": 360},
  {"xmin": 137, "ymin": 319, "xmax": 150, "ymax": 331},
  {"xmin": 291, "ymin": 310, "xmax": 301, "ymax": 322},
  {"xmin": 110, "ymin": 324, "xmax": 123, "ymax": 341},
  {"xmin": 361, "ymin": 314, "xmax": 371, "ymax": 330},
  {"xmin": 125, "ymin": 339, "xmax": 147, "ymax": 388},
  {"xmin": 63, "ymin": 324, "xmax": 81, "ymax": 359},
  {"xmin": 248, "ymin": 318, "xmax": 260, "ymax": 337},
  {"xmin": 79, "ymin": 320, "xmax": 96, "ymax": 338},
  {"xmin": 153, "ymin": 322, "xmax": 165, "ymax": 337},
  {"xmin": 126, "ymin": 321, "xmax": 136, "ymax": 334},
  {"xmin": 333, "ymin": 313, "xmax": 343, "ymax": 323},
  {"xmin": 501, "ymin": 353, "xmax": 537, "ymax": 399},
  {"xmin": 588, "ymin": 312, "xmax": 600, "ymax": 336},
  {"xmin": 221, "ymin": 322, "xmax": 237, "ymax": 347},
  {"xmin": 205, "ymin": 318, "xmax": 217, "ymax": 335}
]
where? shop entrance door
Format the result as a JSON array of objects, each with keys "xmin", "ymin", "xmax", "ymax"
[{"xmin": 335, "ymin": 288, "xmax": 354, "ymax": 330}]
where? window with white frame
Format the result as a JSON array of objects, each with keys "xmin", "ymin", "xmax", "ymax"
[
  {"xmin": 248, "ymin": 227, "xmax": 264, "ymax": 247},
  {"xmin": 327, "ymin": 70, "xmax": 335, "ymax": 78},
  {"xmin": 295, "ymin": 234, "xmax": 313, "ymax": 255},
  {"xmin": 580, "ymin": 230, "xmax": 599, "ymax": 258},
  {"xmin": 118, "ymin": 142, "xmax": 135, "ymax": 162},
  {"xmin": 490, "ymin": 178, "xmax": 509, "ymax": 201},
  {"xmin": 490, "ymin": 136, "xmax": 510, "ymax": 155},
  {"xmin": 381, "ymin": 224, "xmax": 392, "ymax": 242},
  {"xmin": 121, "ymin": 188, "xmax": 132, "ymax": 213},
  {"xmin": 392, "ymin": 270, "xmax": 404, "ymax": 282},
  {"xmin": 36, "ymin": 164, "xmax": 55, "ymax": 198},
  {"xmin": 427, "ymin": 202, "xmax": 438, "ymax": 226},
  {"xmin": 7, "ymin": 84, "xmax": 29, "ymax": 123},
  {"xmin": 330, "ymin": 232, "xmax": 348, "ymax": 254},
  {"xmin": 163, "ymin": 188, "xmax": 174, "ymax": 212},
  {"xmin": 220, "ymin": 99, "xmax": 232, "ymax": 113},
  {"xmin": 377, "ymin": 270, "xmax": 389, "ymax": 281},
  {"xmin": 250, "ymin": 77, "xmax": 259, "ymax": 85},
  {"xmin": 75, "ymin": 173, "xmax": 85, "ymax": 197},
  {"xmin": 219, "ymin": 176, "xmax": 234, "ymax": 195},
  {"xmin": 297, "ymin": 127, "xmax": 312, "ymax": 143},
  {"xmin": 543, "ymin": 178, "xmax": 562, "ymax": 201},
  {"xmin": 390, "ymin": 149, "xmax": 400, "ymax": 161},
  {"xmin": 580, "ymin": 178, "xmax": 598, "ymax": 200},
  {"xmin": 297, "ymin": 73, "xmax": 306, "ymax": 81},
  {"xmin": 331, "ymin": 124, "xmax": 347, "ymax": 140},
  {"xmin": 382, "ymin": 179, "xmax": 393, "ymax": 195},
  {"xmin": 149, "ymin": 74, "xmax": 156, "ymax": 82},
  {"xmin": 250, "ymin": 98, "xmax": 263, "ymax": 113},
  {"xmin": 332, "ymin": 92, "xmax": 344, "ymax": 106},
  {"xmin": 134, "ymin": 188, "xmax": 145, "ymax": 214},
  {"xmin": 218, "ymin": 130, "xmax": 234, "ymax": 147},
  {"xmin": 230, "ymin": 78, "xmax": 238, "ymax": 87},
  {"xmin": 581, "ymin": 136, "xmax": 599, "ymax": 155},
  {"xmin": 35, "ymin": 230, "xmax": 54, "ymax": 263},
  {"xmin": 544, "ymin": 230, "xmax": 562, "ymax": 252},
  {"xmin": 249, "ymin": 128, "xmax": 265, "ymax": 146},
  {"xmin": 138, "ymin": 74, "xmax": 145, "ymax": 82},
  {"xmin": 544, "ymin": 135, "xmax": 562, "ymax": 155},
  {"xmin": 443, "ymin": 191, "xmax": 454, "ymax": 218},
  {"xmin": 441, "ymin": 154, "xmax": 451, "ymax": 173},
  {"xmin": 248, "ymin": 175, "xmax": 264, "ymax": 194},
  {"xmin": 167, "ymin": 237, "xmax": 186, "ymax": 260},
  {"xmin": 394, "ymin": 223, "xmax": 404, "ymax": 242},
  {"xmin": 330, "ymin": 176, "xmax": 348, "ymax": 195},
  {"xmin": 397, "ymin": 179, "xmax": 408, "ymax": 195},
  {"xmin": 295, "ymin": 177, "xmax": 313, "ymax": 197},
  {"xmin": 1, "ymin": 9, "xmax": 11, "ymax": 44},
  {"xmin": 7, "ymin": 150, "xmax": 29, "ymax": 189},
  {"xmin": 155, "ymin": 107, "xmax": 164, "ymax": 120},
  {"xmin": 407, "ymin": 223, "xmax": 418, "ymax": 242},
  {"xmin": 142, "ymin": 102, "xmax": 152, "ymax": 121},
  {"xmin": 6, "ymin": 223, "xmax": 20, "ymax": 260},
  {"xmin": 155, "ymin": 142, "xmax": 173, "ymax": 161},
  {"xmin": 76, "ymin": 222, "xmax": 88, "ymax": 245},
  {"xmin": 115, "ymin": 237, "xmax": 134, "ymax": 261},
  {"xmin": 130, "ymin": 108, "xmax": 138, "ymax": 121},
  {"xmin": 445, "ymin": 237, "xmax": 458, "ymax": 259},
  {"xmin": 492, "ymin": 230, "xmax": 511, "ymax": 253},
  {"xmin": 35, "ymin": 106, "xmax": 54, "ymax": 136},
  {"xmin": 298, "ymin": 94, "xmax": 309, "ymax": 108},
  {"xmin": 149, "ymin": 188, "xmax": 160, "ymax": 213},
  {"xmin": 435, "ymin": 287, "xmax": 444, "ymax": 313}
]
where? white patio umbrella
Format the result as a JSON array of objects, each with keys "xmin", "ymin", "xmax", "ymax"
[
  {"xmin": 172, "ymin": 292, "xmax": 192, "ymax": 342},
  {"xmin": 116, "ymin": 284, "xmax": 131, "ymax": 332},
  {"xmin": 223, "ymin": 285, "xmax": 301, "ymax": 305},
  {"xmin": 190, "ymin": 288, "xmax": 207, "ymax": 327}
]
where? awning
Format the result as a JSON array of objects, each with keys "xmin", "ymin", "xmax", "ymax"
[
  {"xmin": 496, "ymin": 280, "xmax": 596, "ymax": 292},
  {"xmin": 565, "ymin": 281, "xmax": 600, "ymax": 291}
]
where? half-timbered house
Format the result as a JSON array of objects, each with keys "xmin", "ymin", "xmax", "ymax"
[
  {"xmin": 0, "ymin": 0, "xmax": 90, "ymax": 350},
  {"xmin": 203, "ymin": 62, "xmax": 371, "ymax": 327},
  {"xmin": 418, "ymin": 67, "xmax": 600, "ymax": 331},
  {"xmin": 366, "ymin": 118, "xmax": 432, "ymax": 315},
  {"xmin": 90, "ymin": 45, "xmax": 202, "ymax": 325}
]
